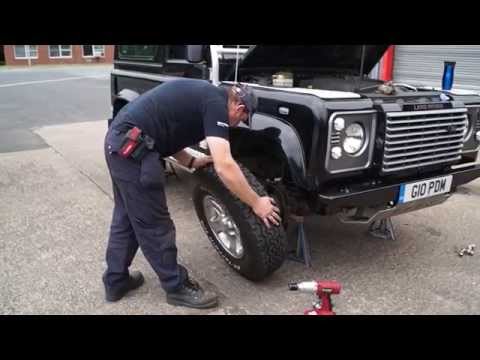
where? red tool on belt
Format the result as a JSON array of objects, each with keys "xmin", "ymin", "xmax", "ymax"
[
  {"xmin": 119, "ymin": 127, "xmax": 143, "ymax": 158},
  {"xmin": 289, "ymin": 280, "xmax": 341, "ymax": 315}
]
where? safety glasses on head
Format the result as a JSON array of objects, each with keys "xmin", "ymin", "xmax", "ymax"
[{"xmin": 232, "ymin": 83, "xmax": 258, "ymax": 117}]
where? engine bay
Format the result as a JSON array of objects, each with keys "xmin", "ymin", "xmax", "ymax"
[
  {"xmin": 237, "ymin": 68, "xmax": 433, "ymax": 98},
  {"xmin": 239, "ymin": 69, "xmax": 382, "ymax": 92}
]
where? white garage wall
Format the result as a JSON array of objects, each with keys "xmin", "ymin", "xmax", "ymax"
[{"xmin": 393, "ymin": 45, "xmax": 480, "ymax": 93}]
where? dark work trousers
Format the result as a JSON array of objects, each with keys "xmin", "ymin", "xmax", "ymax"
[{"xmin": 103, "ymin": 126, "xmax": 187, "ymax": 293}]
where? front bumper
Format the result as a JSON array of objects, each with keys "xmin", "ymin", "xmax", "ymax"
[{"xmin": 316, "ymin": 165, "xmax": 480, "ymax": 214}]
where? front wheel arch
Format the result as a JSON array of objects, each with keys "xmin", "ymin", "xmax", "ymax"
[{"xmin": 112, "ymin": 89, "xmax": 140, "ymax": 117}]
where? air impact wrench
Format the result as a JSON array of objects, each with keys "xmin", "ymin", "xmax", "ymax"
[{"xmin": 289, "ymin": 280, "xmax": 341, "ymax": 315}]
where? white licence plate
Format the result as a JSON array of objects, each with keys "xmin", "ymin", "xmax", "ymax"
[{"xmin": 398, "ymin": 175, "xmax": 453, "ymax": 204}]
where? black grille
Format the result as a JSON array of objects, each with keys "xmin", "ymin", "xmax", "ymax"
[{"xmin": 382, "ymin": 108, "xmax": 468, "ymax": 172}]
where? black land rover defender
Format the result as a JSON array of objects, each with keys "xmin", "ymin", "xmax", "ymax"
[{"xmin": 110, "ymin": 45, "xmax": 480, "ymax": 281}]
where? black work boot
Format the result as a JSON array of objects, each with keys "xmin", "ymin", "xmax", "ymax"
[
  {"xmin": 166, "ymin": 277, "xmax": 218, "ymax": 309},
  {"xmin": 103, "ymin": 271, "xmax": 145, "ymax": 302}
]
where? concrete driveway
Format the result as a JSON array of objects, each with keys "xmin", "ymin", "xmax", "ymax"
[{"xmin": 1, "ymin": 65, "xmax": 480, "ymax": 315}]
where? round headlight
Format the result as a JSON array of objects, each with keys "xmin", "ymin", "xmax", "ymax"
[
  {"xmin": 464, "ymin": 115, "xmax": 474, "ymax": 142},
  {"xmin": 343, "ymin": 123, "xmax": 366, "ymax": 155},
  {"xmin": 334, "ymin": 117, "xmax": 345, "ymax": 131},
  {"xmin": 476, "ymin": 131, "xmax": 480, "ymax": 142}
]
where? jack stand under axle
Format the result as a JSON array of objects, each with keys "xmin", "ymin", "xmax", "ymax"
[
  {"xmin": 368, "ymin": 217, "xmax": 396, "ymax": 241},
  {"xmin": 287, "ymin": 215, "xmax": 312, "ymax": 267}
]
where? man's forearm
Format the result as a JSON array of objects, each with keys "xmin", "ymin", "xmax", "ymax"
[
  {"xmin": 215, "ymin": 161, "xmax": 260, "ymax": 208},
  {"xmin": 172, "ymin": 149, "xmax": 193, "ymax": 168}
]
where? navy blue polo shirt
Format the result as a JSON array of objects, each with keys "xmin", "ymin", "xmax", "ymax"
[{"xmin": 117, "ymin": 79, "xmax": 230, "ymax": 158}]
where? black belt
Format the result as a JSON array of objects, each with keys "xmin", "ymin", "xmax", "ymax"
[{"xmin": 113, "ymin": 125, "xmax": 156, "ymax": 161}]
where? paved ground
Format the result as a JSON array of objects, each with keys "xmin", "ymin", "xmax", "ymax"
[{"xmin": 1, "ymin": 65, "xmax": 480, "ymax": 315}]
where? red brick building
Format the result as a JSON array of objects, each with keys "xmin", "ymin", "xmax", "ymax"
[{"xmin": 2, "ymin": 45, "xmax": 114, "ymax": 66}]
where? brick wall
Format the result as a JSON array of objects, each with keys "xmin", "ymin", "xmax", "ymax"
[{"xmin": 4, "ymin": 45, "xmax": 114, "ymax": 66}]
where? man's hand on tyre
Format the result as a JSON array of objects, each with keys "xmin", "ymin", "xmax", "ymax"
[{"xmin": 252, "ymin": 196, "xmax": 282, "ymax": 228}]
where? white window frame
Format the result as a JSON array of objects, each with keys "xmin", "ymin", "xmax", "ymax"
[
  {"xmin": 14, "ymin": 45, "xmax": 38, "ymax": 59},
  {"xmin": 48, "ymin": 45, "xmax": 73, "ymax": 59},
  {"xmin": 210, "ymin": 45, "xmax": 251, "ymax": 85},
  {"xmin": 82, "ymin": 45, "xmax": 105, "ymax": 58}
]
